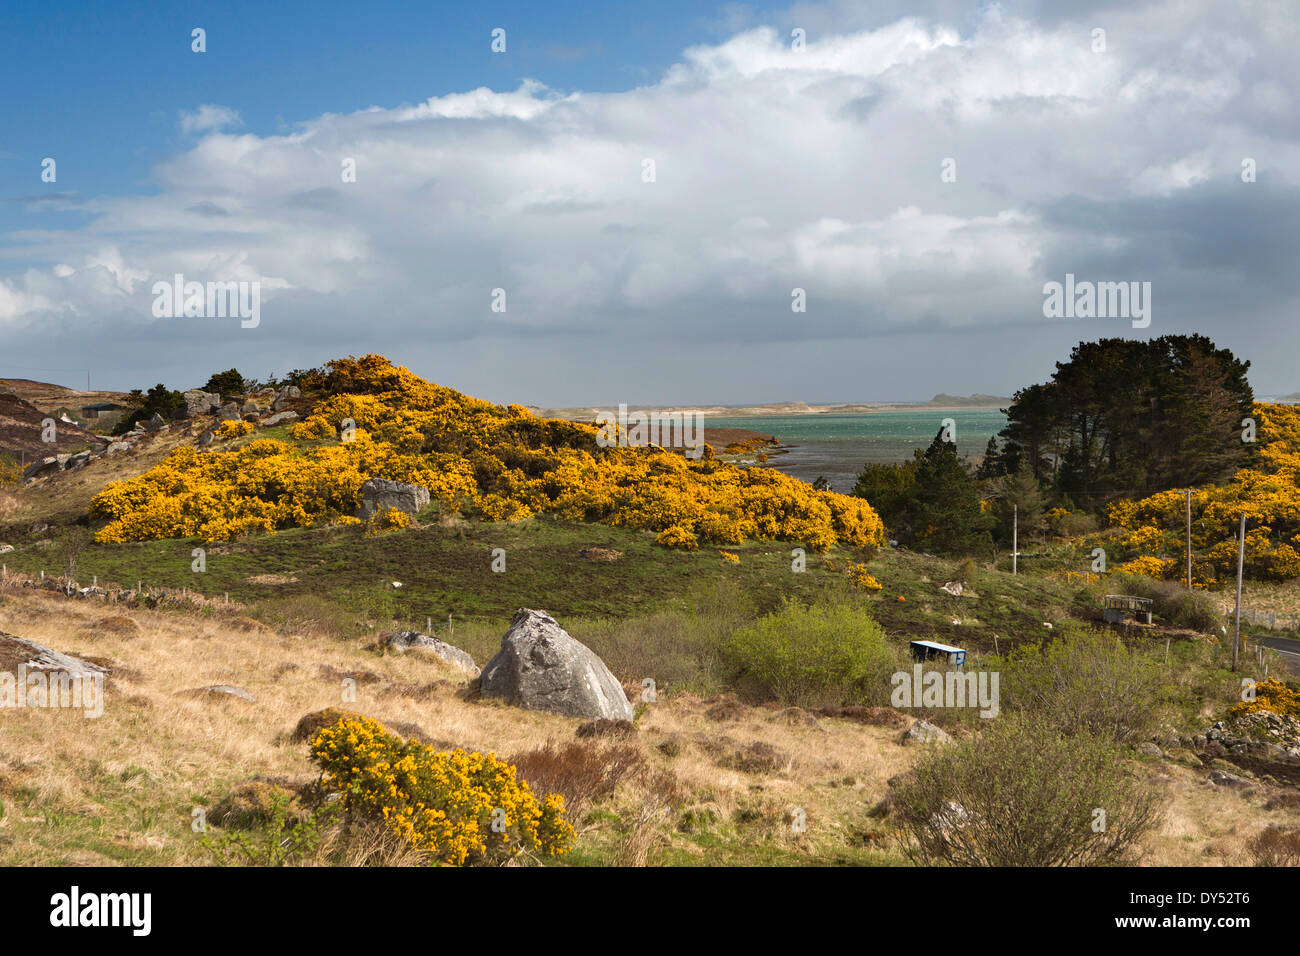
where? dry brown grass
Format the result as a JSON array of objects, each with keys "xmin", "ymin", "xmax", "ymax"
[{"xmin": 0, "ymin": 582, "xmax": 1297, "ymax": 866}]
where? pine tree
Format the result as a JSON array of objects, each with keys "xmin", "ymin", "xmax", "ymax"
[{"xmin": 903, "ymin": 430, "xmax": 994, "ymax": 554}]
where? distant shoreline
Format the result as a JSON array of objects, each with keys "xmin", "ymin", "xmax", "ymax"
[{"xmin": 540, "ymin": 396, "xmax": 1010, "ymax": 420}]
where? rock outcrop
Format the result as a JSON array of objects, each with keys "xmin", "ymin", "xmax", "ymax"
[
  {"xmin": 0, "ymin": 631, "xmax": 108, "ymax": 681},
  {"xmin": 357, "ymin": 478, "xmax": 430, "ymax": 521}
]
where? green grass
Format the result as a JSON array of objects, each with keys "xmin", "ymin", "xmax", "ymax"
[{"xmin": 0, "ymin": 514, "xmax": 861, "ymax": 626}]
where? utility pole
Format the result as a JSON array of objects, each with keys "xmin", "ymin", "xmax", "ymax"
[
  {"xmin": 1233, "ymin": 513, "xmax": 1246, "ymax": 672},
  {"xmin": 1012, "ymin": 504, "xmax": 1018, "ymax": 577},
  {"xmin": 1185, "ymin": 489, "xmax": 1193, "ymax": 590}
]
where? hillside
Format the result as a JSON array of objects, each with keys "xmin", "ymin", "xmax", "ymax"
[{"xmin": 0, "ymin": 392, "xmax": 104, "ymax": 460}]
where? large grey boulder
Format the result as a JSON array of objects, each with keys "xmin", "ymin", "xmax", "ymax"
[
  {"xmin": 261, "ymin": 410, "xmax": 299, "ymax": 428},
  {"xmin": 272, "ymin": 385, "xmax": 301, "ymax": 412},
  {"xmin": 357, "ymin": 478, "xmax": 430, "ymax": 521},
  {"xmin": 480, "ymin": 609, "xmax": 634, "ymax": 720},
  {"xmin": 183, "ymin": 389, "xmax": 221, "ymax": 417},
  {"xmin": 382, "ymin": 631, "xmax": 480, "ymax": 676},
  {"xmin": 216, "ymin": 402, "xmax": 241, "ymax": 422}
]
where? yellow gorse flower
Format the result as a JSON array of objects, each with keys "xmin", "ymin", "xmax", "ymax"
[
  {"xmin": 309, "ymin": 716, "xmax": 574, "ymax": 865},
  {"xmin": 90, "ymin": 355, "xmax": 886, "ymax": 551}
]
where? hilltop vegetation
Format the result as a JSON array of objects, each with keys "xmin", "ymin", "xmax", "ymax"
[{"xmin": 88, "ymin": 355, "xmax": 883, "ymax": 553}]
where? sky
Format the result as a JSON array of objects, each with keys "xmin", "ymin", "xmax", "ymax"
[{"xmin": 1, "ymin": 0, "xmax": 1297, "ymax": 406}]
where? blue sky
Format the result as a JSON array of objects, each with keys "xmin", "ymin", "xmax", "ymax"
[
  {"xmin": 1, "ymin": 0, "xmax": 1298, "ymax": 405},
  {"xmin": 0, "ymin": 0, "xmax": 785, "ymax": 238}
]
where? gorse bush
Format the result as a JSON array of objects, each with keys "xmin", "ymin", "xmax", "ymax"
[
  {"xmin": 1228, "ymin": 677, "xmax": 1300, "ymax": 720},
  {"xmin": 366, "ymin": 506, "xmax": 411, "ymax": 535},
  {"xmin": 1104, "ymin": 403, "xmax": 1300, "ymax": 582},
  {"xmin": 1001, "ymin": 627, "xmax": 1166, "ymax": 742},
  {"xmin": 309, "ymin": 716, "xmax": 574, "ymax": 865},
  {"xmin": 846, "ymin": 562, "xmax": 882, "ymax": 590},
  {"xmin": 0, "ymin": 453, "xmax": 20, "ymax": 489},
  {"xmin": 91, "ymin": 355, "xmax": 885, "ymax": 551},
  {"xmin": 891, "ymin": 715, "xmax": 1164, "ymax": 866},
  {"xmin": 215, "ymin": 419, "xmax": 254, "ymax": 439},
  {"xmin": 722, "ymin": 599, "xmax": 898, "ymax": 707}
]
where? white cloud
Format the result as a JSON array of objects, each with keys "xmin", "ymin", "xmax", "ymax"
[
  {"xmin": 4, "ymin": 0, "xmax": 1300, "ymax": 399},
  {"xmin": 179, "ymin": 104, "xmax": 243, "ymax": 136}
]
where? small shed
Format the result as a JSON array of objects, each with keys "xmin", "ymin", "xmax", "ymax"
[
  {"xmin": 82, "ymin": 402, "xmax": 125, "ymax": 418},
  {"xmin": 1102, "ymin": 595, "xmax": 1153, "ymax": 626},
  {"xmin": 909, "ymin": 639, "xmax": 967, "ymax": 669}
]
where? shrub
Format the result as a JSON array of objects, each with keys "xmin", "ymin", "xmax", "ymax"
[
  {"xmin": 203, "ymin": 790, "xmax": 328, "ymax": 866},
  {"xmin": 1103, "ymin": 403, "xmax": 1300, "ymax": 581},
  {"xmin": 1047, "ymin": 507, "xmax": 1097, "ymax": 537},
  {"xmin": 310, "ymin": 716, "xmax": 574, "ymax": 865},
  {"xmin": 366, "ymin": 506, "xmax": 411, "ymax": 535},
  {"xmin": 847, "ymin": 563, "xmax": 882, "ymax": 590},
  {"xmin": 204, "ymin": 368, "xmax": 247, "ymax": 398},
  {"xmin": 722, "ymin": 599, "xmax": 899, "ymax": 707},
  {"xmin": 1116, "ymin": 555, "xmax": 1174, "ymax": 579},
  {"xmin": 1228, "ymin": 677, "xmax": 1300, "ymax": 720},
  {"xmin": 1247, "ymin": 826, "xmax": 1300, "ymax": 866},
  {"xmin": 1001, "ymin": 627, "xmax": 1166, "ymax": 742},
  {"xmin": 215, "ymin": 419, "xmax": 255, "ymax": 439},
  {"xmin": 656, "ymin": 524, "xmax": 699, "ymax": 550},
  {"xmin": 891, "ymin": 715, "xmax": 1164, "ymax": 866},
  {"xmin": 508, "ymin": 740, "xmax": 646, "ymax": 817},
  {"xmin": 1109, "ymin": 575, "xmax": 1224, "ymax": 632},
  {"xmin": 0, "ymin": 452, "xmax": 20, "ymax": 488},
  {"xmin": 957, "ymin": 558, "xmax": 979, "ymax": 585}
]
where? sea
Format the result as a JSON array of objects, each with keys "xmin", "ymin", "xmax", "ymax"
[{"xmin": 706, "ymin": 408, "xmax": 1008, "ymax": 494}]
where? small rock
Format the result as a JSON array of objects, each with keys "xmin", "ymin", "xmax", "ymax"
[
  {"xmin": 261, "ymin": 411, "xmax": 299, "ymax": 428},
  {"xmin": 1136, "ymin": 742, "xmax": 1163, "ymax": 758},
  {"xmin": 900, "ymin": 719, "xmax": 953, "ymax": 745},
  {"xmin": 381, "ymin": 631, "xmax": 480, "ymax": 677},
  {"xmin": 1209, "ymin": 769, "xmax": 1252, "ymax": 789}
]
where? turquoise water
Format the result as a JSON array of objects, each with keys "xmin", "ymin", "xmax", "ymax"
[{"xmin": 708, "ymin": 408, "xmax": 1007, "ymax": 493}]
